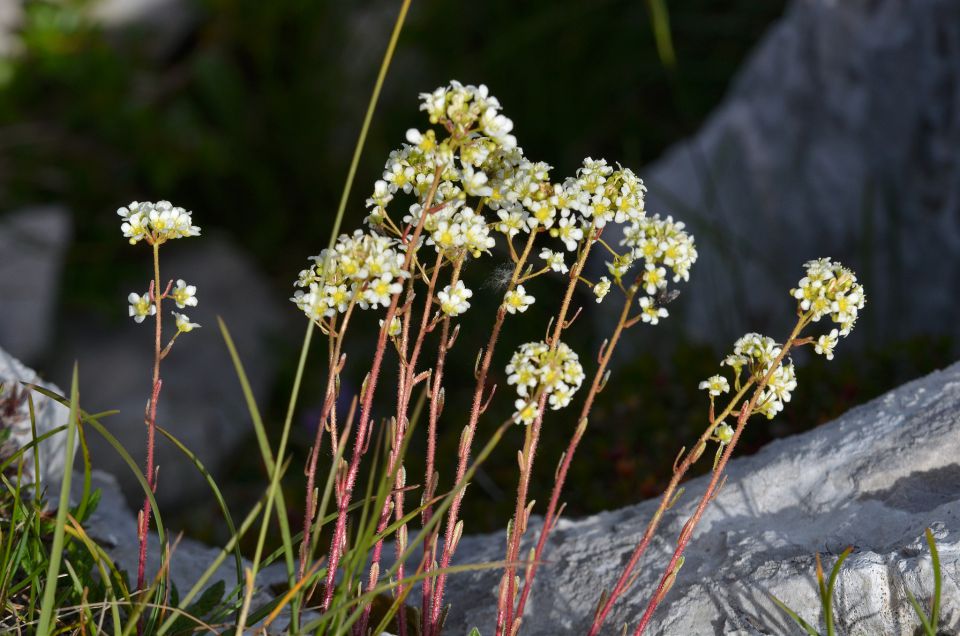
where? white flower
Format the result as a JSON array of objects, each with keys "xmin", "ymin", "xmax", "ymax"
[
  {"xmin": 698, "ymin": 375, "xmax": 730, "ymax": 397},
  {"xmin": 363, "ymin": 274, "xmax": 403, "ymax": 309},
  {"xmin": 539, "ymin": 248, "xmax": 568, "ymax": 273},
  {"xmin": 503, "ymin": 285, "xmax": 535, "ymax": 314},
  {"xmin": 460, "ymin": 164, "xmax": 493, "ymax": 197},
  {"xmin": 480, "ymin": 107, "xmax": 517, "ymax": 150},
  {"xmin": 551, "ymin": 214, "xmax": 584, "ymax": 251},
  {"xmin": 814, "ymin": 329, "xmax": 839, "ymax": 360},
  {"xmin": 128, "ymin": 292, "xmax": 156, "ymax": 323},
  {"xmin": 172, "ymin": 311, "xmax": 200, "ymax": 333},
  {"xmin": 170, "ymin": 279, "xmax": 198, "ymax": 309},
  {"xmin": 548, "ymin": 383, "xmax": 574, "ymax": 410},
  {"xmin": 513, "ymin": 398, "xmax": 539, "ymax": 425},
  {"xmin": 638, "ymin": 296, "xmax": 668, "ymax": 325},
  {"xmin": 641, "ymin": 263, "xmax": 667, "ymax": 295},
  {"xmin": 437, "ymin": 280, "xmax": 473, "ymax": 317},
  {"xmin": 496, "ymin": 207, "xmax": 528, "ymax": 238},
  {"xmin": 593, "ymin": 277, "xmax": 612, "ymax": 303},
  {"xmin": 525, "ymin": 201, "xmax": 557, "ymax": 230}
]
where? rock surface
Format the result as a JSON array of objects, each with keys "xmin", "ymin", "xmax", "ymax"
[
  {"xmin": 0, "ymin": 207, "xmax": 72, "ymax": 363},
  {"xmin": 631, "ymin": 0, "xmax": 960, "ymax": 352},
  {"xmin": 0, "ymin": 345, "xmax": 74, "ymax": 489},
  {"xmin": 439, "ymin": 359, "xmax": 960, "ymax": 635},
  {"xmin": 51, "ymin": 235, "xmax": 289, "ymax": 509}
]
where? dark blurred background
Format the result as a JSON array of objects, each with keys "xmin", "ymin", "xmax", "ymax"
[{"xmin": 1, "ymin": 0, "xmax": 957, "ymax": 548}]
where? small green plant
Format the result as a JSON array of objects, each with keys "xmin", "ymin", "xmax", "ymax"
[
  {"xmin": 771, "ymin": 529, "xmax": 943, "ymax": 636},
  {"xmin": 0, "ymin": 6, "xmax": 871, "ymax": 634}
]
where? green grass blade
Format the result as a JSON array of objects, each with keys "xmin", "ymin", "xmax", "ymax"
[
  {"xmin": 823, "ymin": 547, "xmax": 852, "ymax": 636},
  {"xmin": 769, "ymin": 593, "xmax": 821, "ymax": 636},
  {"xmin": 36, "ymin": 363, "xmax": 79, "ymax": 635},
  {"xmin": 904, "ymin": 587, "xmax": 936, "ymax": 636},
  {"xmin": 926, "ymin": 528, "xmax": 941, "ymax": 632},
  {"xmin": 154, "ymin": 494, "xmax": 268, "ymax": 636},
  {"xmin": 645, "ymin": 0, "xmax": 676, "ymax": 70}
]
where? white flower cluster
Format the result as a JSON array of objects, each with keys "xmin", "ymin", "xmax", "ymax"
[
  {"xmin": 792, "ymin": 258, "xmax": 865, "ymax": 337},
  {"xmin": 619, "ymin": 213, "xmax": 698, "ymax": 319},
  {"xmin": 127, "ymin": 281, "xmax": 201, "ymax": 332},
  {"xmin": 437, "ymin": 280, "xmax": 473, "ymax": 317},
  {"xmin": 715, "ymin": 333, "xmax": 797, "ymax": 420},
  {"xmin": 424, "ymin": 205, "xmax": 495, "ymax": 258},
  {"xmin": 419, "ymin": 81, "xmax": 516, "ymax": 149},
  {"xmin": 506, "ymin": 341, "xmax": 585, "ymax": 425},
  {"xmin": 118, "ymin": 201, "xmax": 200, "ymax": 246},
  {"xmin": 291, "ymin": 230, "xmax": 409, "ymax": 321}
]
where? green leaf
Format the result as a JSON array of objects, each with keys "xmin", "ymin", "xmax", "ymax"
[
  {"xmin": 468, "ymin": 628, "xmax": 482, "ymax": 636},
  {"xmin": 36, "ymin": 363, "xmax": 79, "ymax": 635},
  {"xmin": 769, "ymin": 593, "xmax": 821, "ymax": 636}
]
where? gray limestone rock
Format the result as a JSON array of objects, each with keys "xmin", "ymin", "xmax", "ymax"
[
  {"xmin": 0, "ymin": 207, "xmax": 72, "ymax": 363},
  {"xmin": 439, "ymin": 360, "xmax": 960, "ymax": 635},
  {"xmin": 0, "ymin": 345, "xmax": 74, "ymax": 490},
  {"xmin": 631, "ymin": 0, "xmax": 960, "ymax": 352}
]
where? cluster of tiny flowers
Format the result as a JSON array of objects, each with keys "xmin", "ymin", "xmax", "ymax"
[
  {"xmin": 291, "ymin": 230, "xmax": 409, "ymax": 321},
  {"xmin": 437, "ymin": 280, "xmax": 473, "ymax": 317},
  {"xmin": 619, "ymin": 213, "xmax": 698, "ymax": 319},
  {"xmin": 716, "ymin": 333, "xmax": 797, "ymax": 419},
  {"xmin": 118, "ymin": 201, "xmax": 200, "ymax": 245},
  {"xmin": 419, "ymin": 81, "xmax": 516, "ymax": 149},
  {"xmin": 424, "ymin": 205, "xmax": 495, "ymax": 258},
  {"xmin": 506, "ymin": 341, "xmax": 585, "ymax": 425},
  {"xmin": 792, "ymin": 258, "xmax": 866, "ymax": 337}
]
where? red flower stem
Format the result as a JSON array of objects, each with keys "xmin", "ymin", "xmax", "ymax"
[
  {"xmin": 359, "ymin": 251, "xmax": 448, "ymax": 636},
  {"xmin": 586, "ymin": 371, "xmax": 760, "ymax": 636},
  {"xmin": 512, "ymin": 282, "xmax": 638, "ymax": 621},
  {"xmin": 137, "ymin": 243, "xmax": 163, "ymax": 591},
  {"xmin": 497, "ymin": 231, "xmax": 595, "ymax": 636},
  {"xmin": 631, "ymin": 318, "xmax": 805, "ymax": 635},
  {"xmin": 321, "ymin": 166, "xmax": 443, "ymax": 612},
  {"xmin": 427, "ymin": 230, "xmax": 538, "ymax": 636}
]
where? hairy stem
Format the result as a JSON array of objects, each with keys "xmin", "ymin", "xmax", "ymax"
[
  {"xmin": 427, "ymin": 230, "xmax": 539, "ymax": 635},
  {"xmin": 497, "ymin": 230, "xmax": 595, "ymax": 636},
  {"xmin": 631, "ymin": 317, "xmax": 808, "ymax": 635},
  {"xmin": 514, "ymin": 282, "xmax": 638, "ymax": 621},
  {"xmin": 322, "ymin": 165, "xmax": 444, "ymax": 612}
]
